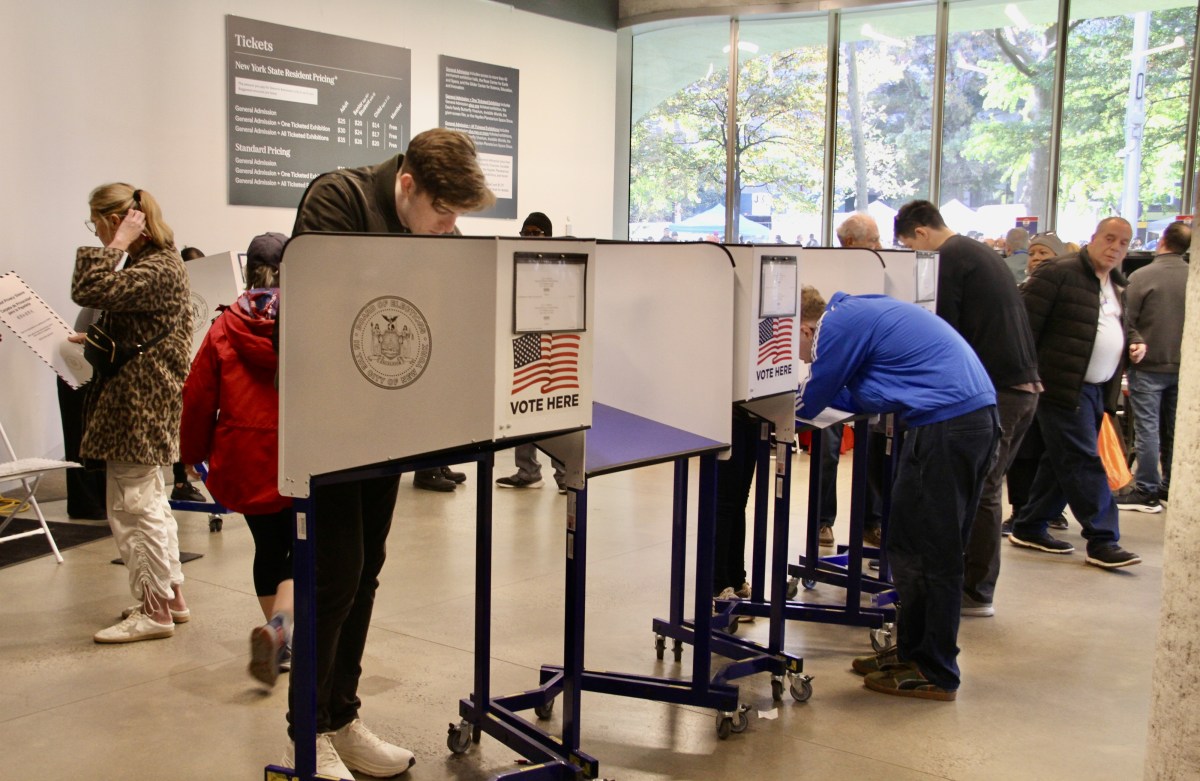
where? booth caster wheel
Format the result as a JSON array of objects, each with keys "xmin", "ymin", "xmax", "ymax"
[
  {"xmin": 672, "ymin": 638, "xmax": 684, "ymax": 663},
  {"xmin": 870, "ymin": 622, "xmax": 896, "ymax": 653},
  {"xmin": 786, "ymin": 577, "xmax": 799, "ymax": 600},
  {"xmin": 534, "ymin": 700, "xmax": 554, "ymax": 720},
  {"xmin": 771, "ymin": 675, "xmax": 785, "ymax": 702},
  {"xmin": 447, "ymin": 721, "xmax": 473, "ymax": 754},
  {"xmin": 654, "ymin": 634, "xmax": 665, "ymax": 660},
  {"xmin": 208, "ymin": 515, "xmax": 223, "ymax": 533},
  {"xmin": 789, "ymin": 674, "xmax": 814, "ymax": 703},
  {"xmin": 715, "ymin": 706, "xmax": 749, "ymax": 739}
]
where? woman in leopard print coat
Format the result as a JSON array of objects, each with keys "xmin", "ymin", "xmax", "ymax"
[{"xmin": 71, "ymin": 183, "xmax": 193, "ymax": 644}]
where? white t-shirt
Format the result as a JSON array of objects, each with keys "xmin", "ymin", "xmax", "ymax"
[{"xmin": 1084, "ymin": 276, "xmax": 1123, "ymax": 384}]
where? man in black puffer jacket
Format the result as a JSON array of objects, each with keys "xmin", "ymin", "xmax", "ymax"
[{"xmin": 1009, "ymin": 217, "xmax": 1141, "ymax": 569}]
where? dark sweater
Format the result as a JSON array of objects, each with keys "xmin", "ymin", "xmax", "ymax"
[
  {"xmin": 1021, "ymin": 249, "xmax": 1127, "ymax": 411},
  {"xmin": 1124, "ymin": 253, "xmax": 1188, "ymax": 373},
  {"xmin": 935, "ymin": 234, "xmax": 1040, "ymax": 389}
]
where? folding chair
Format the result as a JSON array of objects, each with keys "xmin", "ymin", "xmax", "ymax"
[{"xmin": 0, "ymin": 417, "xmax": 78, "ymax": 564}]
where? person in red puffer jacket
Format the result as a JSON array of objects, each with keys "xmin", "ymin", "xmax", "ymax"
[{"xmin": 181, "ymin": 231, "xmax": 293, "ymax": 687}]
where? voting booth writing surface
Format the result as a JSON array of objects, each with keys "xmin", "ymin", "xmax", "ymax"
[
  {"xmin": 277, "ymin": 234, "xmax": 593, "ymax": 497},
  {"xmin": 590, "ymin": 241, "xmax": 734, "ymax": 451}
]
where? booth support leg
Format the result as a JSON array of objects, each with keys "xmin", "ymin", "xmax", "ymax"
[
  {"xmin": 563, "ymin": 483, "xmax": 587, "ymax": 754},
  {"xmin": 473, "ymin": 453, "xmax": 495, "ymax": 730},
  {"xmin": 750, "ymin": 422, "xmax": 771, "ymax": 603},
  {"xmin": 692, "ymin": 454, "xmax": 717, "ymax": 690},
  {"xmin": 293, "ymin": 496, "xmax": 317, "ymax": 780}
]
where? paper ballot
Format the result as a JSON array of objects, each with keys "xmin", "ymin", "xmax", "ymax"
[{"xmin": 0, "ymin": 272, "xmax": 93, "ymax": 388}]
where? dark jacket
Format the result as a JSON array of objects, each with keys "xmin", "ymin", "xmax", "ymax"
[
  {"xmin": 1021, "ymin": 249, "xmax": 1127, "ymax": 412},
  {"xmin": 935, "ymin": 234, "xmax": 1040, "ymax": 390},
  {"xmin": 293, "ymin": 154, "xmax": 411, "ymax": 235},
  {"xmin": 1124, "ymin": 253, "xmax": 1188, "ymax": 373}
]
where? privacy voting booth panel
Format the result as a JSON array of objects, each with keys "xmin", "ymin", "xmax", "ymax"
[
  {"xmin": 591, "ymin": 242, "xmax": 734, "ymax": 446},
  {"xmin": 878, "ymin": 248, "xmax": 939, "ymax": 311},
  {"xmin": 278, "ymin": 234, "xmax": 594, "ymax": 497},
  {"xmin": 800, "ymin": 247, "xmax": 887, "ymax": 300},
  {"xmin": 726, "ymin": 246, "xmax": 801, "ymax": 403}
]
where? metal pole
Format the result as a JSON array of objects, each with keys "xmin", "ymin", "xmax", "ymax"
[
  {"xmin": 821, "ymin": 12, "xmax": 841, "ymax": 245},
  {"xmin": 1045, "ymin": 0, "xmax": 1071, "ymax": 233},
  {"xmin": 1120, "ymin": 12, "xmax": 1151, "ymax": 226},
  {"xmin": 725, "ymin": 18, "xmax": 741, "ymax": 242},
  {"xmin": 1181, "ymin": 9, "xmax": 1200, "ymax": 215},
  {"xmin": 929, "ymin": 0, "xmax": 950, "ymax": 207}
]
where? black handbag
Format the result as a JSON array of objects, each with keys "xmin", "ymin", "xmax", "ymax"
[{"xmin": 83, "ymin": 321, "xmax": 168, "ymax": 378}]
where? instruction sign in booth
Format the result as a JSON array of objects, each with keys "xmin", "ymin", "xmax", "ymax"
[{"xmin": 277, "ymin": 233, "xmax": 594, "ymax": 497}]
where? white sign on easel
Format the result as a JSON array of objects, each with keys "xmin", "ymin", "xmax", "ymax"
[{"xmin": 0, "ymin": 272, "xmax": 92, "ymax": 388}]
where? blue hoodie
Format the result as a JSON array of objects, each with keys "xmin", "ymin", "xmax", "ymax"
[{"xmin": 797, "ymin": 293, "xmax": 995, "ymax": 427}]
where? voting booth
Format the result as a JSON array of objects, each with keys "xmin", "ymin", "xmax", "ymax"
[
  {"xmin": 649, "ymin": 244, "xmax": 809, "ymax": 706},
  {"xmin": 275, "ymin": 233, "xmax": 594, "ymax": 781},
  {"xmin": 879, "ymin": 248, "xmax": 939, "ymax": 313},
  {"xmin": 278, "ymin": 234, "xmax": 593, "ymax": 496},
  {"xmin": 497, "ymin": 240, "xmax": 746, "ymax": 765}
]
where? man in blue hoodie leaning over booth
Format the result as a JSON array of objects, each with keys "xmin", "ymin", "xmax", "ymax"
[{"xmin": 797, "ymin": 286, "xmax": 999, "ymax": 701}]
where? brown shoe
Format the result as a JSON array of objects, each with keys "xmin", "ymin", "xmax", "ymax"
[
  {"xmin": 818, "ymin": 525, "xmax": 835, "ymax": 547},
  {"xmin": 863, "ymin": 526, "xmax": 883, "ymax": 548},
  {"xmin": 851, "ymin": 649, "xmax": 912, "ymax": 676},
  {"xmin": 863, "ymin": 667, "xmax": 956, "ymax": 701}
]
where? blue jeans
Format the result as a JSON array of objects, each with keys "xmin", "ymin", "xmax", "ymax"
[
  {"xmin": 889, "ymin": 405, "xmax": 999, "ymax": 691},
  {"xmin": 1126, "ymin": 368, "xmax": 1178, "ymax": 495},
  {"xmin": 1013, "ymin": 383, "xmax": 1121, "ymax": 548}
]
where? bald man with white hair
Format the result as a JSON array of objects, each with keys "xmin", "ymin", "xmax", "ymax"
[{"xmin": 836, "ymin": 212, "xmax": 883, "ymax": 249}]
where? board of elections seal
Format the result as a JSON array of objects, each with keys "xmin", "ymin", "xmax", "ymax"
[
  {"xmin": 189, "ymin": 292, "xmax": 208, "ymax": 334},
  {"xmin": 350, "ymin": 296, "xmax": 432, "ymax": 389}
]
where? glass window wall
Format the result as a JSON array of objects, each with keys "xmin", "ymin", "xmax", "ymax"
[
  {"xmin": 1057, "ymin": 0, "xmax": 1197, "ymax": 247},
  {"xmin": 941, "ymin": 0, "xmax": 1057, "ymax": 243},
  {"xmin": 629, "ymin": 22, "xmax": 732, "ymax": 242},
  {"xmin": 835, "ymin": 5, "xmax": 938, "ymax": 247},
  {"xmin": 734, "ymin": 16, "xmax": 829, "ymax": 245},
  {"xmin": 627, "ymin": 2, "xmax": 1199, "ymax": 247}
]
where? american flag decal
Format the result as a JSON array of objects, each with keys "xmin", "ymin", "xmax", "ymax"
[
  {"xmin": 757, "ymin": 317, "xmax": 793, "ymax": 366},
  {"xmin": 512, "ymin": 333, "xmax": 581, "ymax": 395}
]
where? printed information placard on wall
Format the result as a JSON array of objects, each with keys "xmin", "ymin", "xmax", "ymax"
[
  {"xmin": 438, "ymin": 55, "xmax": 519, "ymax": 219},
  {"xmin": 226, "ymin": 16, "xmax": 412, "ymax": 208}
]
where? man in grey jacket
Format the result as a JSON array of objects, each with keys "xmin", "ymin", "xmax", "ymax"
[{"xmin": 1118, "ymin": 220, "xmax": 1191, "ymax": 511}]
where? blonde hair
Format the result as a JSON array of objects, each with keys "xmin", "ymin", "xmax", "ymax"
[
  {"xmin": 801, "ymin": 285, "xmax": 827, "ymax": 323},
  {"xmin": 89, "ymin": 182, "xmax": 175, "ymax": 251},
  {"xmin": 400, "ymin": 129, "xmax": 496, "ymax": 213}
]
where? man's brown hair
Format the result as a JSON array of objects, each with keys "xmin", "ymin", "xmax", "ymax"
[
  {"xmin": 400, "ymin": 128, "xmax": 496, "ymax": 212},
  {"xmin": 801, "ymin": 285, "xmax": 827, "ymax": 323}
]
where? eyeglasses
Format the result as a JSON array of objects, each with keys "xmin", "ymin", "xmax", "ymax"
[
  {"xmin": 520, "ymin": 227, "xmax": 546, "ymax": 237},
  {"xmin": 84, "ymin": 220, "xmax": 97, "ymax": 235}
]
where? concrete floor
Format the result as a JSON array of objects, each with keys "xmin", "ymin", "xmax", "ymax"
[{"xmin": 0, "ymin": 450, "xmax": 1163, "ymax": 780}]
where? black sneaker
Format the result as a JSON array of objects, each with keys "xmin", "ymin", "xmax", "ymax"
[
  {"xmin": 441, "ymin": 466, "xmax": 468, "ymax": 484},
  {"xmin": 171, "ymin": 483, "xmax": 206, "ymax": 503},
  {"xmin": 1048, "ymin": 514, "xmax": 1070, "ymax": 530},
  {"xmin": 1009, "ymin": 530, "xmax": 1074, "ymax": 554},
  {"xmin": 1001, "ymin": 517, "xmax": 1014, "ymax": 537},
  {"xmin": 1115, "ymin": 488, "xmax": 1162, "ymax": 514},
  {"xmin": 495, "ymin": 474, "xmax": 544, "ymax": 489},
  {"xmin": 413, "ymin": 469, "xmax": 456, "ymax": 492},
  {"xmin": 1160, "ymin": 485, "xmax": 1169, "ymax": 503},
  {"xmin": 1085, "ymin": 543, "xmax": 1142, "ymax": 569}
]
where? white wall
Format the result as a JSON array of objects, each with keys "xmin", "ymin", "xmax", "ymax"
[{"xmin": 0, "ymin": 0, "xmax": 617, "ymax": 459}]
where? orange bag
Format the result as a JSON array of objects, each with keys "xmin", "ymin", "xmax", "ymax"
[{"xmin": 1098, "ymin": 413, "xmax": 1132, "ymax": 492}]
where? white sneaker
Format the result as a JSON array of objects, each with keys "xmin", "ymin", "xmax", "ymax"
[
  {"xmin": 122, "ymin": 604, "xmax": 190, "ymax": 623},
  {"xmin": 94, "ymin": 609, "xmax": 174, "ymax": 644},
  {"xmin": 282, "ymin": 733, "xmax": 352, "ymax": 780},
  {"xmin": 331, "ymin": 719, "xmax": 415, "ymax": 776}
]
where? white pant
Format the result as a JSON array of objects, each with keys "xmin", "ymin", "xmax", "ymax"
[{"xmin": 106, "ymin": 462, "xmax": 183, "ymax": 601}]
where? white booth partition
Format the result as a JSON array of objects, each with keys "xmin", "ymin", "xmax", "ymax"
[
  {"xmin": 278, "ymin": 234, "xmax": 594, "ymax": 497},
  {"xmin": 878, "ymin": 248, "xmax": 939, "ymax": 311}
]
